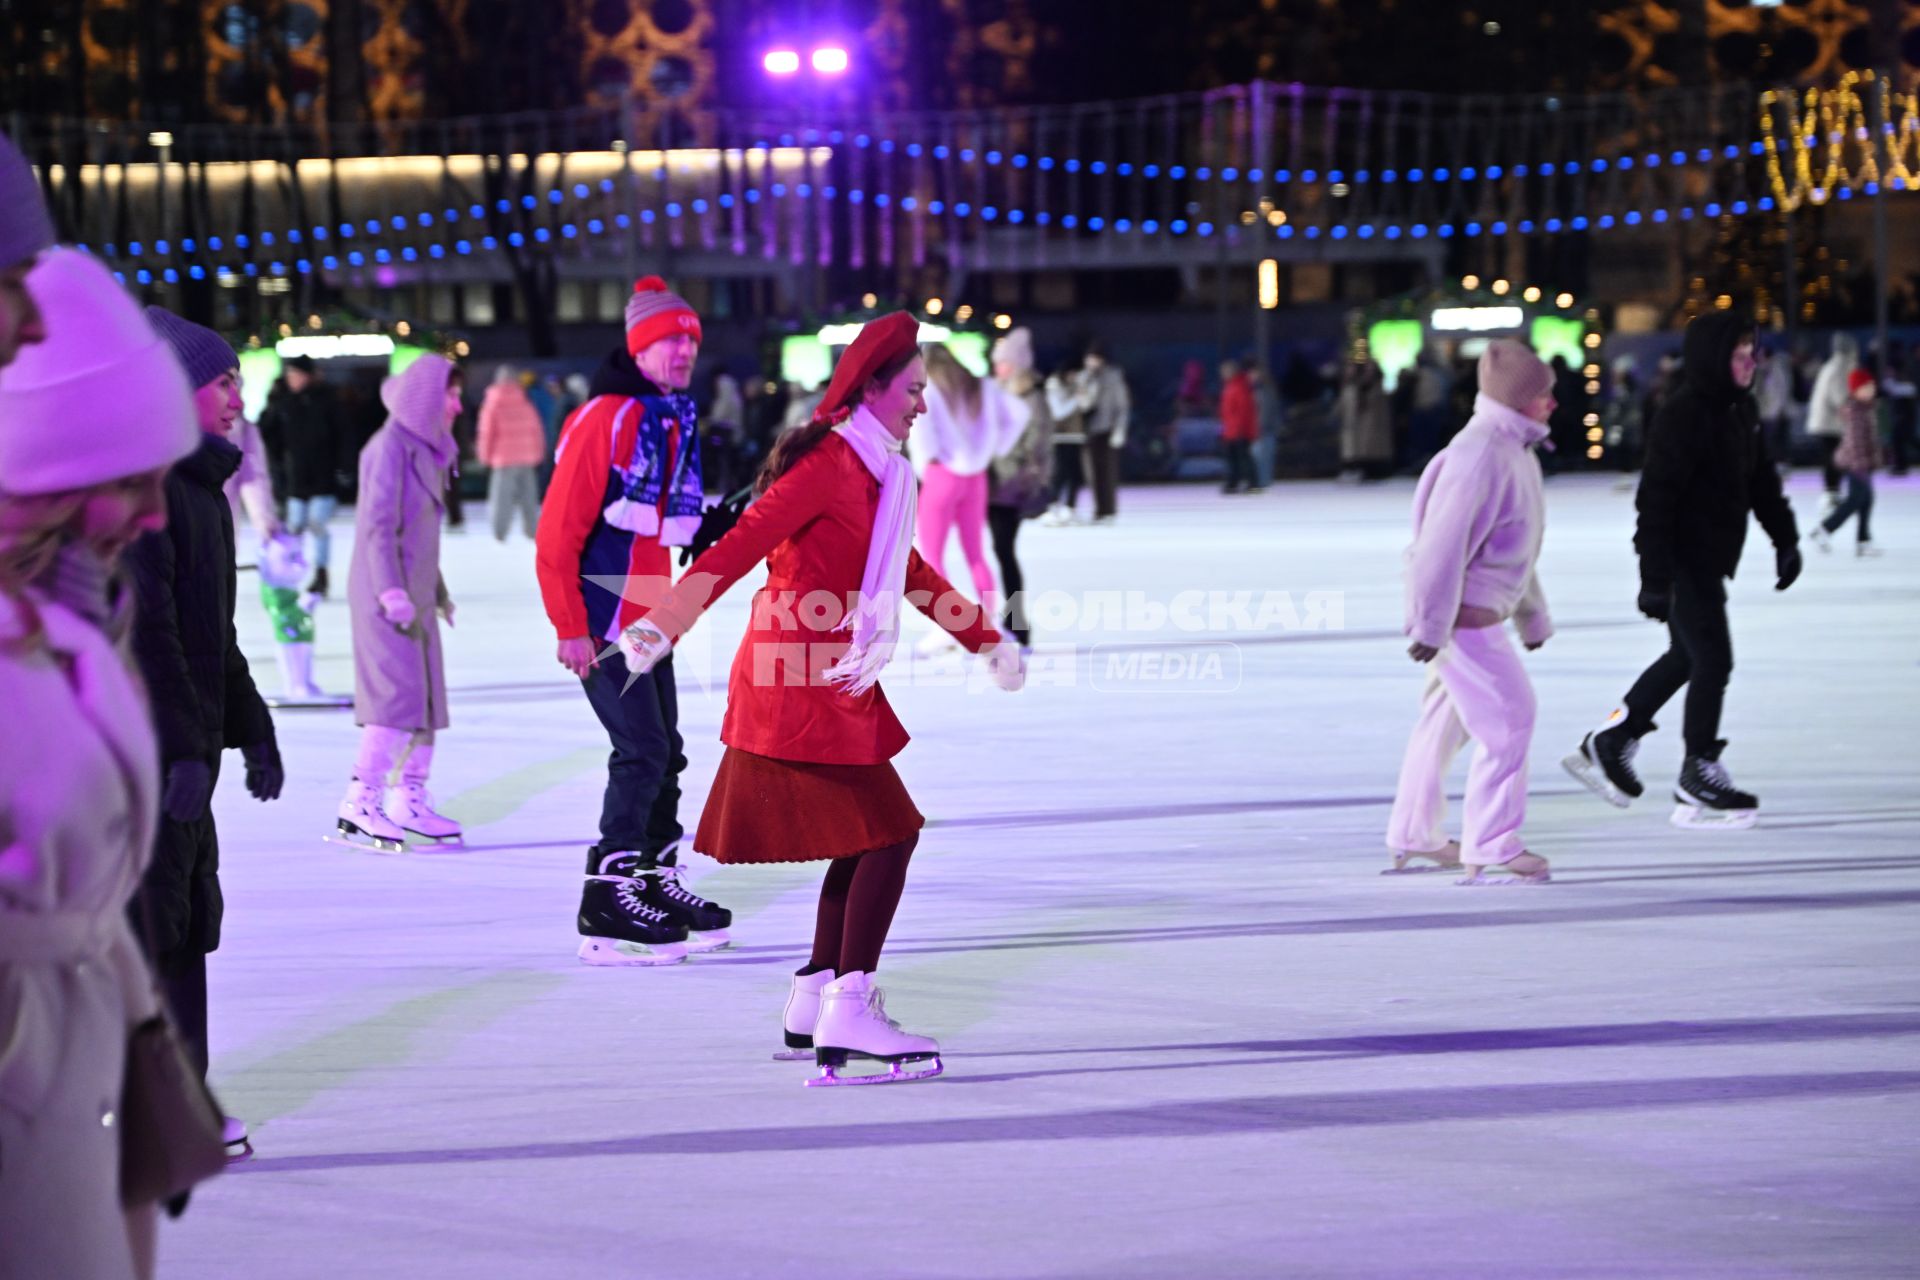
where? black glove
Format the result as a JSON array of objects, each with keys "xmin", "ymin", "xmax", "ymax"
[
  {"xmin": 1636, "ymin": 584, "xmax": 1672, "ymax": 623},
  {"xmin": 678, "ymin": 489, "xmax": 751, "ymax": 567},
  {"xmin": 1775, "ymin": 544, "xmax": 1803, "ymax": 591},
  {"xmin": 243, "ymin": 738, "xmax": 285, "ymax": 802},
  {"xmin": 161, "ymin": 759, "xmax": 215, "ymax": 823}
]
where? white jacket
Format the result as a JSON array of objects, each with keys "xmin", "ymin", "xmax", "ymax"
[
  {"xmin": 1806, "ymin": 346, "xmax": 1857, "ymax": 439},
  {"xmin": 0, "ymin": 589, "xmax": 166, "ymax": 1272},
  {"xmin": 911, "ymin": 381, "xmax": 1031, "ymax": 477},
  {"xmin": 1403, "ymin": 395, "xmax": 1554, "ymax": 650}
]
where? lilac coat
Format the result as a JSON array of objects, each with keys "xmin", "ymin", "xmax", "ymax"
[{"xmin": 348, "ymin": 357, "xmax": 455, "ymax": 731}]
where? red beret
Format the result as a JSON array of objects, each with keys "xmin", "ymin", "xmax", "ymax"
[{"xmin": 811, "ymin": 311, "xmax": 921, "ymax": 426}]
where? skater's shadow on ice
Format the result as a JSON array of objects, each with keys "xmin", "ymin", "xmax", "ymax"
[
  {"xmin": 228, "ymin": 1069, "xmax": 1920, "ymax": 1173},
  {"xmin": 941, "ymin": 1011, "xmax": 1920, "ymax": 1085},
  {"xmin": 704, "ymin": 886, "xmax": 1920, "ymax": 966}
]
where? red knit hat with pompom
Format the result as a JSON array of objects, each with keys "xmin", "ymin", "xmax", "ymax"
[{"xmin": 624, "ymin": 275, "xmax": 702, "ymax": 356}]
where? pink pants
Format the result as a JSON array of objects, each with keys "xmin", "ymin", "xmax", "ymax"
[
  {"xmin": 1385, "ymin": 623, "xmax": 1535, "ymax": 865},
  {"xmin": 915, "ymin": 462, "xmax": 995, "ymax": 609}
]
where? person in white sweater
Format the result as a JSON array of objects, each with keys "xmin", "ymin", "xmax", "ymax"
[
  {"xmin": 1805, "ymin": 333, "xmax": 1858, "ymax": 510},
  {"xmin": 1385, "ymin": 339, "xmax": 1556, "ymax": 884},
  {"xmin": 909, "ymin": 344, "xmax": 1030, "ymax": 630}
]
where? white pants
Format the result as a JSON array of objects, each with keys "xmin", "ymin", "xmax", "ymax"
[{"xmin": 1385, "ymin": 624, "xmax": 1535, "ymax": 865}]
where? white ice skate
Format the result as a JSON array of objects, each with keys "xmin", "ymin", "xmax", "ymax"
[
  {"xmin": 1382, "ymin": 840, "xmax": 1462, "ymax": 875},
  {"xmin": 1456, "ymin": 850, "xmax": 1552, "ymax": 886},
  {"xmin": 223, "ymin": 1115, "xmax": 253, "ymax": 1162},
  {"xmin": 267, "ymin": 641, "xmax": 349, "ymax": 708},
  {"xmin": 774, "ymin": 969, "xmax": 838, "ymax": 1061},
  {"xmin": 385, "ymin": 781, "xmax": 465, "ymax": 848},
  {"xmin": 328, "ymin": 780, "xmax": 408, "ymax": 854},
  {"xmin": 806, "ymin": 971, "xmax": 943, "ymax": 1087}
]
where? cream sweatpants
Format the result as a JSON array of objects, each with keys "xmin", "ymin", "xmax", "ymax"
[{"xmin": 1385, "ymin": 623, "xmax": 1535, "ymax": 865}]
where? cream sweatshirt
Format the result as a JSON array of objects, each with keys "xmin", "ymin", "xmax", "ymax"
[{"xmin": 1403, "ymin": 393, "xmax": 1553, "ymax": 650}]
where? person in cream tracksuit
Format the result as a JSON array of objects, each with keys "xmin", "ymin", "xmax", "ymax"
[{"xmin": 1384, "ymin": 339, "xmax": 1557, "ymax": 885}]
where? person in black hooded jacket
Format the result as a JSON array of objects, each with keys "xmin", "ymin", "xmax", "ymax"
[
  {"xmin": 1563, "ymin": 309, "xmax": 1801, "ymax": 829},
  {"xmin": 125, "ymin": 310, "xmax": 284, "ymax": 1118}
]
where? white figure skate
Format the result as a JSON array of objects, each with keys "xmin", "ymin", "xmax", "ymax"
[
  {"xmin": 805, "ymin": 971, "xmax": 943, "ymax": 1086},
  {"xmin": 774, "ymin": 969, "xmax": 838, "ymax": 1061},
  {"xmin": 223, "ymin": 1115, "xmax": 253, "ymax": 1162},
  {"xmin": 386, "ymin": 781, "xmax": 465, "ymax": 848},
  {"xmin": 328, "ymin": 780, "xmax": 408, "ymax": 854}
]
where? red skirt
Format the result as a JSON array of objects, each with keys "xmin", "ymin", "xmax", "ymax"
[{"xmin": 694, "ymin": 747, "xmax": 924, "ymax": 864}]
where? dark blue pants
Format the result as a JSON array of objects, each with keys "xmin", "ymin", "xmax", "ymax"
[{"xmin": 580, "ymin": 649, "xmax": 684, "ymax": 858}]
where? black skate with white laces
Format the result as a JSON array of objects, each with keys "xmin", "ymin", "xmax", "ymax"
[
  {"xmin": 1671, "ymin": 744, "xmax": 1758, "ymax": 831},
  {"xmin": 1562, "ymin": 710, "xmax": 1648, "ymax": 809},
  {"xmin": 577, "ymin": 850, "xmax": 689, "ymax": 967},
  {"xmin": 650, "ymin": 845, "xmax": 733, "ymax": 952},
  {"xmin": 590, "ymin": 844, "xmax": 733, "ymax": 953}
]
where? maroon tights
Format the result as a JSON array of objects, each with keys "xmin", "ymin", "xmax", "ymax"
[{"xmin": 805, "ymin": 834, "xmax": 918, "ymax": 975}]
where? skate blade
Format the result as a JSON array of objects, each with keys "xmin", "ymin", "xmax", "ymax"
[
  {"xmin": 1455, "ymin": 869, "xmax": 1553, "ymax": 886},
  {"xmin": 226, "ymin": 1138, "xmax": 255, "ymax": 1163},
  {"xmin": 772, "ymin": 1048, "xmax": 815, "ymax": 1062},
  {"xmin": 576, "ymin": 937, "xmax": 688, "ymax": 967},
  {"xmin": 324, "ymin": 828, "xmax": 407, "ymax": 856},
  {"xmin": 1669, "ymin": 804, "xmax": 1758, "ymax": 831},
  {"xmin": 400, "ymin": 832, "xmax": 466, "ymax": 852},
  {"xmin": 1560, "ymin": 753, "xmax": 1631, "ymax": 808},
  {"xmin": 805, "ymin": 1055, "xmax": 944, "ymax": 1087},
  {"xmin": 263, "ymin": 695, "xmax": 354, "ymax": 710},
  {"xmin": 684, "ymin": 929, "xmax": 732, "ymax": 954}
]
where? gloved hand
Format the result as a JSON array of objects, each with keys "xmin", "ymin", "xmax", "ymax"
[
  {"xmin": 1407, "ymin": 640, "xmax": 1440, "ymax": 663},
  {"xmin": 1636, "ymin": 584, "xmax": 1671, "ymax": 623},
  {"xmin": 161, "ymin": 759, "xmax": 215, "ymax": 824},
  {"xmin": 242, "ymin": 738, "xmax": 284, "ymax": 801},
  {"xmin": 1775, "ymin": 544, "xmax": 1803, "ymax": 591},
  {"xmin": 378, "ymin": 588, "xmax": 416, "ymax": 629},
  {"xmin": 679, "ymin": 490, "xmax": 750, "ymax": 567},
  {"xmin": 439, "ymin": 597, "xmax": 457, "ymax": 627},
  {"xmin": 984, "ymin": 635, "xmax": 1027, "ymax": 692},
  {"xmin": 619, "ymin": 621, "xmax": 671, "ymax": 674}
]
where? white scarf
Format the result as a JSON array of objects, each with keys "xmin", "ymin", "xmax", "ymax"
[{"xmin": 820, "ymin": 405, "xmax": 918, "ymax": 695}]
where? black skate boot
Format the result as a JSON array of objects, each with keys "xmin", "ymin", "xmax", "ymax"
[
  {"xmin": 308, "ymin": 564, "xmax": 329, "ymax": 599},
  {"xmin": 577, "ymin": 850, "xmax": 689, "ymax": 967},
  {"xmin": 1562, "ymin": 710, "xmax": 1649, "ymax": 808},
  {"xmin": 651, "ymin": 844, "xmax": 733, "ymax": 952},
  {"xmin": 1672, "ymin": 742, "xmax": 1758, "ymax": 831}
]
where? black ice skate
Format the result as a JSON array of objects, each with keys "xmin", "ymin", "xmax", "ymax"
[
  {"xmin": 576, "ymin": 864, "xmax": 689, "ymax": 967},
  {"xmin": 1562, "ymin": 711, "xmax": 1648, "ymax": 809},
  {"xmin": 1671, "ymin": 745, "xmax": 1758, "ymax": 831},
  {"xmin": 652, "ymin": 845, "xmax": 733, "ymax": 952},
  {"xmin": 590, "ymin": 845, "xmax": 733, "ymax": 953}
]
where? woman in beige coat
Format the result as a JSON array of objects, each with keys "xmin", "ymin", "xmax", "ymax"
[
  {"xmin": 336, "ymin": 354, "xmax": 464, "ymax": 852},
  {"xmin": 0, "ymin": 247, "xmax": 203, "ymax": 1279}
]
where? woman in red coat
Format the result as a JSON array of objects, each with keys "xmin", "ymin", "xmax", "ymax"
[{"xmin": 621, "ymin": 313, "xmax": 1025, "ymax": 1084}]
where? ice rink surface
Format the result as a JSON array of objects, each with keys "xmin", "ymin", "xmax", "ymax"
[{"xmin": 166, "ymin": 473, "xmax": 1918, "ymax": 1279}]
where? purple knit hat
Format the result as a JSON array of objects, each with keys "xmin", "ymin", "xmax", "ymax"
[
  {"xmin": 1477, "ymin": 338, "xmax": 1554, "ymax": 412},
  {"xmin": 0, "ymin": 129, "xmax": 54, "ymax": 272}
]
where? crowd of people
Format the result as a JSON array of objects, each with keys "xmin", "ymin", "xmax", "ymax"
[{"xmin": 0, "ymin": 117, "xmax": 1906, "ymax": 1274}]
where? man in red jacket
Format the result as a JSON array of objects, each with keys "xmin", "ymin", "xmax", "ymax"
[
  {"xmin": 1219, "ymin": 358, "xmax": 1261, "ymax": 494},
  {"xmin": 534, "ymin": 277, "xmax": 731, "ymax": 966}
]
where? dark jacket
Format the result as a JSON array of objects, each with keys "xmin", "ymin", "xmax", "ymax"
[
  {"xmin": 258, "ymin": 378, "xmax": 354, "ymax": 499},
  {"xmin": 125, "ymin": 433, "xmax": 276, "ymax": 955},
  {"xmin": 589, "ymin": 344, "xmax": 654, "ymax": 400},
  {"xmin": 1634, "ymin": 312, "xmax": 1798, "ymax": 591}
]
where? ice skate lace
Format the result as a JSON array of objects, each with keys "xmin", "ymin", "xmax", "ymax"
[
  {"xmin": 1699, "ymin": 759, "xmax": 1733, "ymax": 788},
  {"xmin": 865, "ymin": 987, "xmax": 903, "ymax": 1031},
  {"xmin": 655, "ymin": 864, "xmax": 712, "ymax": 908},
  {"xmin": 614, "ymin": 880, "xmax": 672, "ymax": 924}
]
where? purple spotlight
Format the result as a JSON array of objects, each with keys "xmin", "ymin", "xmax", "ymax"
[
  {"xmin": 764, "ymin": 49, "xmax": 801, "ymax": 76},
  {"xmin": 811, "ymin": 46, "xmax": 849, "ymax": 74}
]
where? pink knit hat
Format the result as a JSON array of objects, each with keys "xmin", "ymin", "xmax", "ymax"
[
  {"xmin": 1477, "ymin": 338, "xmax": 1554, "ymax": 412},
  {"xmin": 0, "ymin": 248, "xmax": 198, "ymax": 495}
]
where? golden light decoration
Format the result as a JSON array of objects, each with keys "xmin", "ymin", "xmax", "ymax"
[{"xmin": 1760, "ymin": 72, "xmax": 1920, "ymax": 211}]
